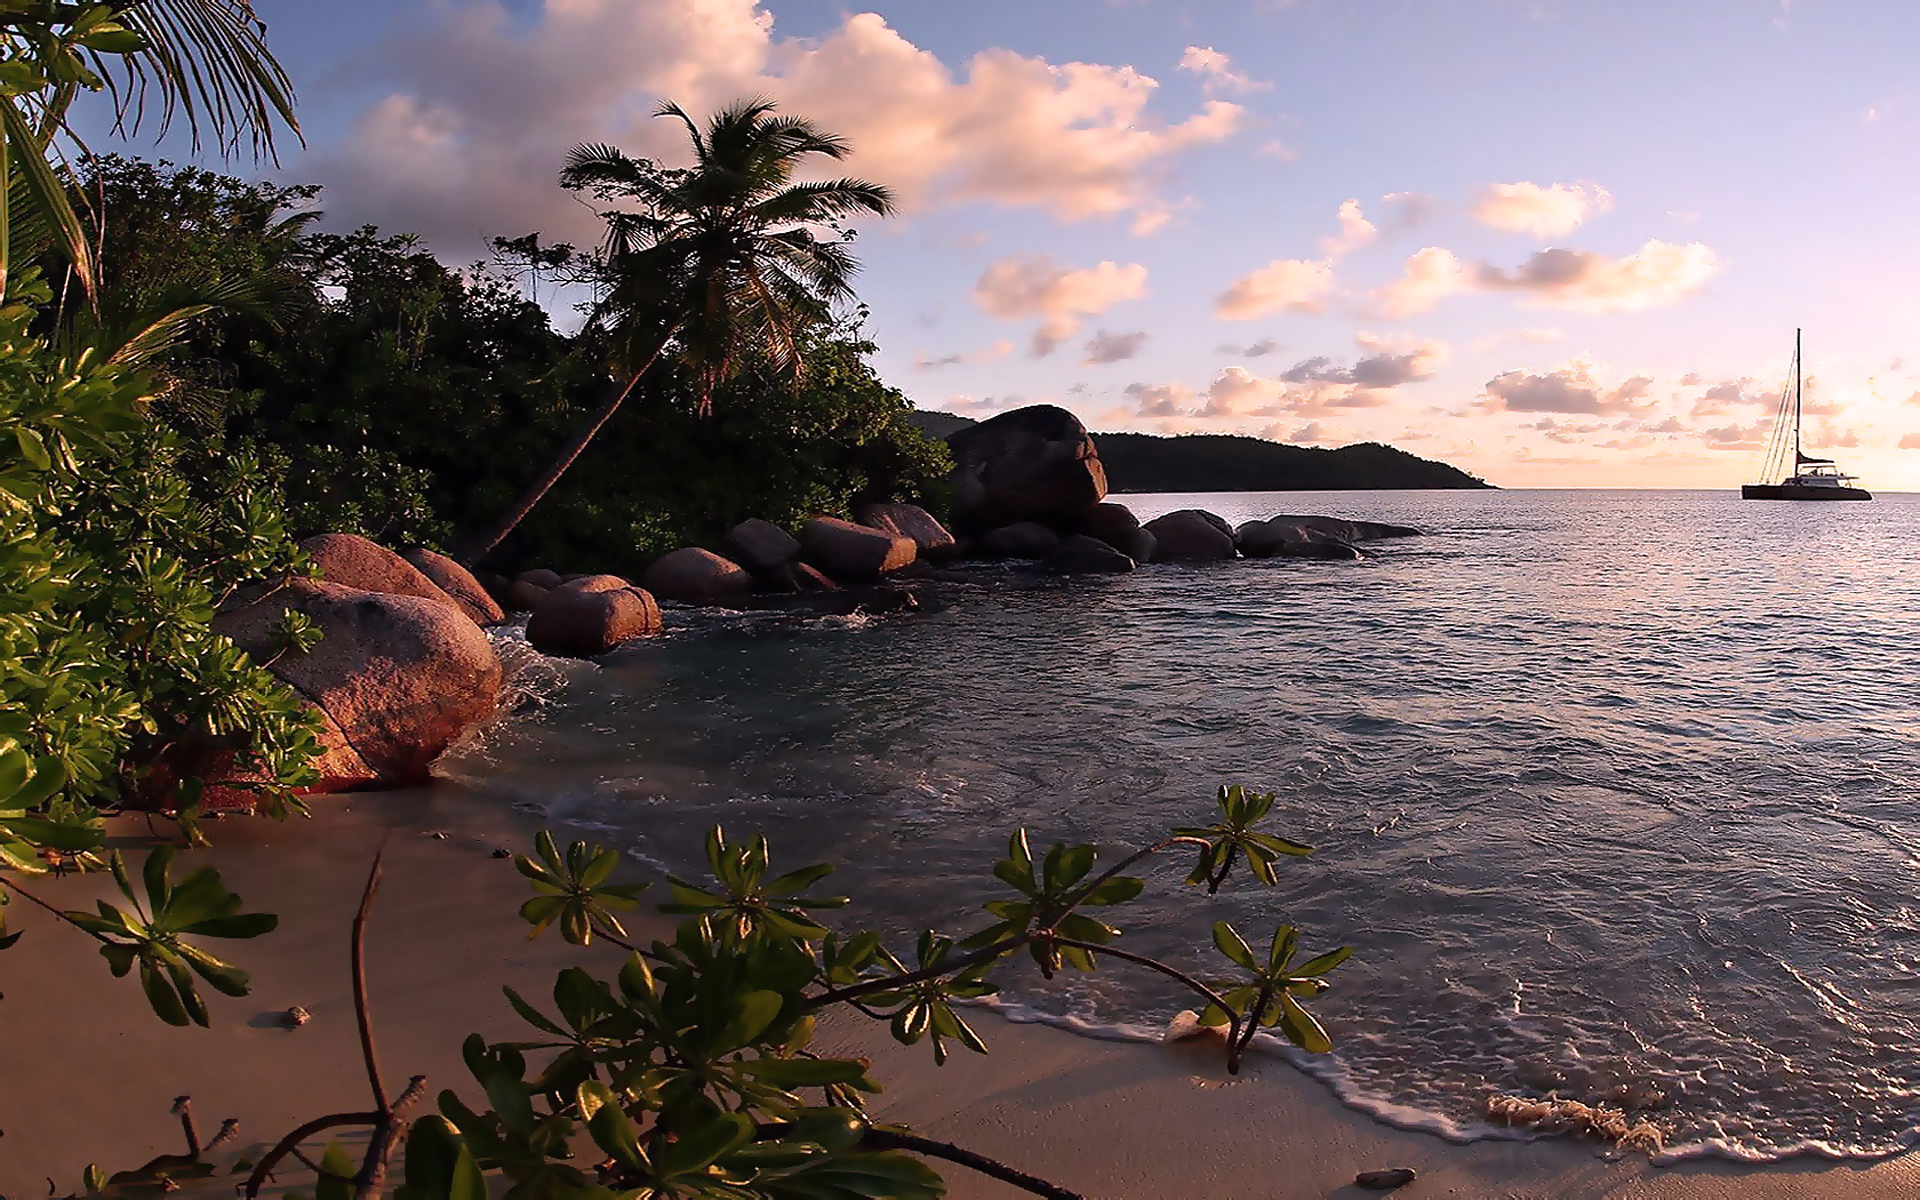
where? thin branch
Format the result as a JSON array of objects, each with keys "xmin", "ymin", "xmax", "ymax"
[
  {"xmin": 243, "ymin": 1113, "xmax": 382, "ymax": 1198},
  {"xmin": 862, "ymin": 1130, "xmax": 1086, "ymax": 1200},
  {"xmin": 352, "ymin": 840, "xmax": 390, "ymax": 1113},
  {"xmin": 1048, "ymin": 936, "xmax": 1245, "ymax": 1066},
  {"xmin": 811, "ymin": 934, "xmax": 1027, "ymax": 1008},
  {"xmin": 0, "ymin": 875, "xmax": 111, "ymax": 943}
]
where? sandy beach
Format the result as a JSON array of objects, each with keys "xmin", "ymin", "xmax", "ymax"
[{"xmin": 6, "ymin": 790, "xmax": 1920, "ymax": 1200}]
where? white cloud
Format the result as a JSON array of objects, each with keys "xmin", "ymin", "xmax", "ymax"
[
  {"xmin": 312, "ymin": 3, "xmax": 1243, "ymax": 254},
  {"xmin": 973, "ymin": 255, "xmax": 1149, "ymax": 357},
  {"xmin": 1216, "ymin": 258, "xmax": 1335, "ymax": 319},
  {"xmin": 1476, "ymin": 240, "xmax": 1722, "ymax": 313},
  {"xmin": 1177, "ymin": 46, "xmax": 1270, "ymax": 94},
  {"xmin": 1473, "ymin": 181, "xmax": 1614, "ymax": 237},
  {"xmin": 1321, "ymin": 199, "xmax": 1377, "ymax": 257},
  {"xmin": 1481, "ymin": 360, "xmax": 1658, "ymax": 415},
  {"xmin": 1373, "ymin": 240, "xmax": 1721, "ymax": 318},
  {"xmin": 1371, "ymin": 247, "xmax": 1472, "ymax": 318}
]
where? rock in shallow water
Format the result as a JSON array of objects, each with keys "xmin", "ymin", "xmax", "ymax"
[
  {"xmin": 800, "ymin": 517, "xmax": 916, "ymax": 581},
  {"xmin": 1355, "ymin": 1168, "xmax": 1416, "ymax": 1190},
  {"xmin": 642, "ymin": 548, "xmax": 754, "ymax": 606},
  {"xmin": 945, "ymin": 403, "xmax": 1106, "ymax": 533},
  {"xmin": 528, "ymin": 577, "xmax": 662, "ymax": 657},
  {"xmin": 1142, "ymin": 510, "xmax": 1236, "ymax": 561},
  {"xmin": 404, "ymin": 546, "xmax": 504, "ymax": 626},
  {"xmin": 215, "ymin": 579, "xmax": 502, "ymax": 789},
  {"xmin": 1051, "ymin": 533, "xmax": 1134, "ymax": 574}
]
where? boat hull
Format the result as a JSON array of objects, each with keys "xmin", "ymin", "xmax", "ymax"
[{"xmin": 1741, "ymin": 484, "xmax": 1873, "ymax": 501}]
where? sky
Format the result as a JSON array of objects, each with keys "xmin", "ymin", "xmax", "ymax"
[{"xmin": 97, "ymin": 0, "xmax": 1920, "ymax": 489}]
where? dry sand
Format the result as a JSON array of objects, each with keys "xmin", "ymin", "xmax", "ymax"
[{"xmin": 4, "ymin": 790, "xmax": 1918, "ymax": 1200}]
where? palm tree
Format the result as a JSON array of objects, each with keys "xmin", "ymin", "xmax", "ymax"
[
  {"xmin": 460, "ymin": 97, "xmax": 895, "ymax": 563},
  {"xmin": 0, "ymin": 0, "xmax": 299, "ymax": 300}
]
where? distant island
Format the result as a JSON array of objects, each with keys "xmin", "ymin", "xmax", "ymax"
[{"xmin": 906, "ymin": 411, "xmax": 1493, "ymax": 492}]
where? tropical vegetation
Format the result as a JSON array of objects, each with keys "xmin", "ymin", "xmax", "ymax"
[{"xmin": 0, "ymin": 8, "xmax": 1363, "ymax": 1199}]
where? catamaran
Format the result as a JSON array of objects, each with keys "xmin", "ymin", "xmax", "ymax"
[{"xmin": 1740, "ymin": 330, "xmax": 1871, "ymax": 501}]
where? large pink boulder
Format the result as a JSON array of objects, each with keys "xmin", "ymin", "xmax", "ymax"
[
  {"xmin": 527, "ymin": 577, "xmax": 662, "ymax": 657},
  {"xmin": 214, "ymin": 579, "xmax": 503, "ymax": 788},
  {"xmin": 642, "ymin": 548, "xmax": 755, "ymax": 606},
  {"xmin": 301, "ymin": 534, "xmax": 473, "ymax": 624},
  {"xmin": 857, "ymin": 503, "xmax": 957, "ymax": 558},
  {"xmin": 404, "ymin": 547, "xmax": 504, "ymax": 626},
  {"xmin": 800, "ymin": 517, "xmax": 916, "ymax": 582}
]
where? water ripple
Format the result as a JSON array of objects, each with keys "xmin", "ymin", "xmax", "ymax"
[{"xmin": 439, "ymin": 489, "xmax": 1920, "ymax": 1163}]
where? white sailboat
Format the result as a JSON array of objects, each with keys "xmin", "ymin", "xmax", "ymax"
[{"xmin": 1740, "ymin": 330, "xmax": 1871, "ymax": 501}]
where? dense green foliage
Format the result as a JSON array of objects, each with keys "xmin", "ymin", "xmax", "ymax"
[
  {"xmin": 0, "ymin": 0, "xmax": 318, "ymax": 943},
  {"xmin": 65, "ymin": 156, "xmax": 948, "ymax": 573}
]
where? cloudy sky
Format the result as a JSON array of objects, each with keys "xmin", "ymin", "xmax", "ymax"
[{"xmin": 140, "ymin": 0, "xmax": 1920, "ymax": 488}]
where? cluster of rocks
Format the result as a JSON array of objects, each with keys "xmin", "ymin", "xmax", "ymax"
[
  {"xmin": 210, "ymin": 534, "xmax": 509, "ymax": 801},
  {"xmin": 477, "ymin": 503, "xmax": 958, "ymax": 660},
  {"xmin": 942, "ymin": 404, "xmax": 1420, "ymax": 568},
  {"xmin": 200, "ymin": 404, "xmax": 1424, "ymax": 809}
]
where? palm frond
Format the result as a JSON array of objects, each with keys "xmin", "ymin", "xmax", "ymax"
[{"xmin": 100, "ymin": 0, "xmax": 300, "ymax": 162}]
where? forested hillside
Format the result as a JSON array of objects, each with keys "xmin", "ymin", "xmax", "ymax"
[{"xmin": 907, "ymin": 412, "xmax": 1491, "ymax": 491}]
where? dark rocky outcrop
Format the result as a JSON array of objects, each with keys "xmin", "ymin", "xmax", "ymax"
[
  {"xmin": 641, "ymin": 548, "xmax": 754, "ymax": 606},
  {"xmin": 505, "ymin": 579, "xmax": 549, "ymax": 612},
  {"xmin": 404, "ymin": 547, "xmax": 504, "ymax": 626},
  {"xmin": 527, "ymin": 576, "xmax": 662, "ymax": 657},
  {"xmin": 215, "ymin": 579, "xmax": 502, "ymax": 789},
  {"xmin": 1237, "ymin": 515, "xmax": 1416, "ymax": 560},
  {"xmin": 1073, "ymin": 502, "xmax": 1155, "ymax": 562},
  {"xmin": 858, "ymin": 502, "xmax": 957, "ymax": 558},
  {"xmin": 1051, "ymin": 534, "xmax": 1135, "ymax": 574},
  {"xmin": 1258, "ymin": 515, "xmax": 1422, "ymax": 542},
  {"xmin": 978, "ymin": 521, "xmax": 1061, "ymax": 559},
  {"xmin": 518, "ymin": 568, "xmax": 562, "ymax": 590},
  {"xmin": 945, "ymin": 404, "xmax": 1107, "ymax": 534},
  {"xmin": 1142, "ymin": 510, "xmax": 1237, "ymax": 562},
  {"xmin": 724, "ymin": 519, "xmax": 802, "ymax": 576},
  {"xmin": 800, "ymin": 517, "xmax": 916, "ymax": 581}
]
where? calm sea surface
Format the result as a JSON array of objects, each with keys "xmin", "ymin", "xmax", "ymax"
[{"xmin": 442, "ymin": 489, "xmax": 1920, "ymax": 1162}]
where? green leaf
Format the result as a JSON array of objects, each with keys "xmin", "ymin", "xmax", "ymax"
[
  {"xmin": 1278, "ymin": 991, "xmax": 1333, "ymax": 1054},
  {"xmin": 1293, "ymin": 945, "xmax": 1353, "ymax": 978},
  {"xmin": 722, "ymin": 988, "xmax": 785, "ymax": 1049},
  {"xmin": 502, "ymin": 985, "xmax": 566, "ymax": 1037},
  {"xmin": 139, "ymin": 958, "xmax": 192, "ymax": 1026},
  {"xmin": 1212, "ymin": 921, "xmax": 1256, "ymax": 970},
  {"xmin": 662, "ymin": 1112, "xmax": 753, "ymax": 1177},
  {"xmin": 13, "ymin": 425, "xmax": 49, "ymax": 470},
  {"xmin": 587, "ymin": 1102, "xmax": 646, "ymax": 1170}
]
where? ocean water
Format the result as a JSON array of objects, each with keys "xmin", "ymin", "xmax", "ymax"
[{"xmin": 440, "ymin": 489, "xmax": 1920, "ymax": 1163}]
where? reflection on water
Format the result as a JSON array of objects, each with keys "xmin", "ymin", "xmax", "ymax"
[{"xmin": 439, "ymin": 489, "xmax": 1920, "ymax": 1162}]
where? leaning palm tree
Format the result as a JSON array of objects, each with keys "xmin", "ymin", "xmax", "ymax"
[{"xmin": 460, "ymin": 98, "xmax": 895, "ymax": 562}]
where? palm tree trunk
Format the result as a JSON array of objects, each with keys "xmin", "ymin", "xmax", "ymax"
[{"xmin": 457, "ymin": 336, "xmax": 671, "ymax": 564}]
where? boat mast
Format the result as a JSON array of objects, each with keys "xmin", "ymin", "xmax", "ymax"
[{"xmin": 1793, "ymin": 327, "xmax": 1802, "ymax": 467}]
